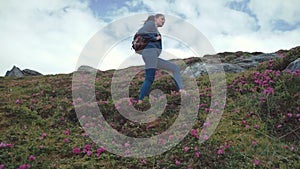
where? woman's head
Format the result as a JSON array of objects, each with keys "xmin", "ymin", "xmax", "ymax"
[{"xmin": 144, "ymin": 14, "xmax": 165, "ymax": 27}]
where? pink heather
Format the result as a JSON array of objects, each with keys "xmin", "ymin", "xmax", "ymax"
[
  {"xmin": 190, "ymin": 129, "xmax": 198, "ymax": 138},
  {"xmin": 217, "ymin": 149, "xmax": 224, "ymax": 155},
  {"xmin": 253, "ymin": 159, "xmax": 260, "ymax": 165},
  {"xmin": 87, "ymin": 150, "xmax": 92, "ymax": 156},
  {"xmin": 175, "ymin": 160, "xmax": 181, "ymax": 165},
  {"xmin": 72, "ymin": 148, "xmax": 80, "ymax": 154},
  {"xmin": 41, "ymin": 133, "xmax": 47, "ymax": 138},
  {"xmin": 18, "ymin": 164, "xmax": 30, "ymax": 169},
  {"xmin": 183, "ymin": 146, "xmax": 189, "ymax": 152},
  {"xmin": 195, "ymin": 152, "xmax": 200, "ymax": 158},
  {"xmin": 29, "ymin": 155, "xmax": 36, "ymax": 161},
  {"xmin": 64, "ymin": 138, "xmax": 70, "ymax": 143},
  {"xmin": 65, "ymin": 129, "xmax": 70, "ymax": 135},
  {"xmin": 84, "ymin": 144, "xmax": 91, "ymax": 150}
]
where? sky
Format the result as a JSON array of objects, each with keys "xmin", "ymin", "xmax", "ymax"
[{"xmin": 0, "ymin": 0, "xmax": 299, "ymax": 76}]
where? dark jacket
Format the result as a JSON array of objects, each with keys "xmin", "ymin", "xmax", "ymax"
[{"xmin": 137, "ymin": 20, "xmax": 162, "ymax": 51}]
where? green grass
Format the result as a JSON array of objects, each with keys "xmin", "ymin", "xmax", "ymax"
[{"xmin": 0, "ymin": 46, "xmax": 299, "ymax": 168}]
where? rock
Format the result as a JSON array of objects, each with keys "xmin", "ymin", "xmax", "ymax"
[
  {"xmin": 235, "ymin": 53, "xmax": 280, "ymax": 69},
  {"xmin": 184, "ymin": 62, "xmax": 245, "ymax": 77},
  {"xmin": 77, "ymin": 65, "xmax": 98, "ymax": 72},
  {"xmin": 247, "ymin": 53, "xmax": 281, "ymax": 62},
  {"xmin": 236, "ymin": 59, "xmax": 259, "ymax": 69},
  {"xmin": 22, "ymin": 69, "xmax": 42, "ymax": 76},
  {"xmin": 5, "ymin": 66, "xmax": 42, "ymax": 77},
  {"xmin": 5, "ymin": 66, "xmax": 24, "ymax": 77},
  {"xmin": 284, "ymin": 58, "xmax": 300, "ymax": 72}
]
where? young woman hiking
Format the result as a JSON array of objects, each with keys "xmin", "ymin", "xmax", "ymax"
[{"xmin": 137, "ymin": 14, "xmax": 185, "ymax": 104}]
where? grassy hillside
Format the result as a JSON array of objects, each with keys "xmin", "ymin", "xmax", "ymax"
[{"xmin": 0, "ymin": 46, "xmax": 299, "ymax": 169}]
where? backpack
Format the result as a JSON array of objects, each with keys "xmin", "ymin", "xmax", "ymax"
[{"xmin": 132, "ymin": 33, "xmax": 149, "ymax": 54}]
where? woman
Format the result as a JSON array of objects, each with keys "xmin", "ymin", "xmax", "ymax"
[{"xmin": 137, "ymin": 14, "xmax": 184, "ymax": 104}]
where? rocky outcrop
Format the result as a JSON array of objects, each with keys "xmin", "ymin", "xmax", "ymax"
[
  {"xmin": 184, "ymin": 53, "xmax": 283, "ymax": 78},
  {"xmin": 184, "ymin": 63, "xmax": 245, "ymax": 77},
  {"xmin": 234, "ymin": 53, "xmax": 281, "ymax": 69},
  {"xmin": 284, "ymin": 58, "xmax": 300, "ymax": 72},
  {"xmin": 5, "ymin": 66, "xmax": 42, "ymax": 77},
  {"xmin": 77, "ymin": 65, "xmax": 99, "ymax": 72}
]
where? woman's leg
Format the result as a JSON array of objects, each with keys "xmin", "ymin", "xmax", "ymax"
[
  {"xmin": 138, "ymin": 68, "xmax": 157, "ymax": 101},
  {"xmin": 138, "ymin": 49, "xmax": 159, "ymax": 103},
  {"xmin": 157, "ymin": 58, "xmax": 183, "ymax": 90}
]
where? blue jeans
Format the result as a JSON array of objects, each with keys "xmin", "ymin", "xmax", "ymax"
[{"xmin": 138, "ymin": 55, "xmax": 183, "ymax": 100}]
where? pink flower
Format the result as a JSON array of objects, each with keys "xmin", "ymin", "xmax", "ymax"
[
  {"xmin": 0, "ymin": 142, "xmax": 14, "ymax": 148},
  {"xmin": 0, "ymin": 164, "xmax": 4, "ymax": 169},
  {"xmin": 217, "ymin": 149, "xmax": 223, "ymax": 155},
  {"xmin": 64, "ymin": 138, "xmax": 70, "ymax": 143},
  {"xmin": 29, "ymin": 155, "xmax": 36, "ymax": 161},
  {"xmin": 195, "ymin": 152, "xmax": 200, "ymax": 158},
  {"xmin": 72, "ymin": 148, "xmax": 80, "ymax": 154},
  {"xmin": 141, "ymin": 159, "xmax": 146, "ymax": 165},
  {"xmin": 253, "ymin": 158, "xmax": 260, "ymax": 165},
  {"xmin": 39, "ymin": 145, "xmax": 44, "ymax": 149},
  {"xmin": 175, "ymin": 160, "xmax": 181, "ymax": 165},
  {"xmin": 18, "ymin": 164, "xmax": 30, "ymax": 169},
  {"xmin": 16, "ymin": 99, "xmax": 21, "ymax": 104},
  {"xmin": 254, "ymin": 124, "xmax": 260, "ymax": 129},
  {"xmin": 287, "ymin": 113, "xmax": 293, "ymax": 117},
  {"xmin": 183, "ymin": 146, "xmax": 189, "ymax": 152},
  {"xmin": 277, "ymin": 124, "xmax": 282, "ymax": 128},
  {"xmin": 124, "ymin": 143, "xmax": 130, "ymax": 147},
  {"xmin": 65, "ymin": 129, "xmax": 70, "ymax": 135},
  {"xmin": 87, "ymin": 150, "xmax": 92, "ymax": 156},
  {"xmin": 84, "ymin": 144, "xmax": 91, "ymax": 150},
  {"xmin": 41, "ymin": 133, "xmax": 47, "ymax": 139},
  {"xmin": 82, "ymin": 133, "xmax": 89, "ymax": 137},
  {"xmin": 190, "ymin": 129, "xmax": 198, "ymax": 138},
  {"xmin": 242, "ymin": 120, "xmax": 247, "ymax": 125},
  {"xmin": 97, "ymin": 147, "xmax": 107, "ymax": 155},
  {"xmin": 252, "ymin": 141, "xmax": 257, "ymax": 145},
  {"xmin": 203, "ymin": 135, "xmax": 209, "ymax": 140}
]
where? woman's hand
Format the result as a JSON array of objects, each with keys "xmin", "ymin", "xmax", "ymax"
[{"xmin": 156, "ymin": 35, "xmax": 161, "ymax": 40}]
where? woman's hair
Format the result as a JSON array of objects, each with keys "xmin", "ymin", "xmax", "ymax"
[{"xmin": 144, "ymin": 13, "xmax": 164, "ymax": 25}]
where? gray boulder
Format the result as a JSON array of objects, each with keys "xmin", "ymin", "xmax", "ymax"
[
  {"xmin": 5, "ymin": 66, "xmax": 42, "ymax": 77},
  {"xmin": 235, "ymin": 53, "xmax": 281, "ymax": 69},
  {"xmin": 184, "ymin": 62, "xmax": 245, "ymax": 78},
  {"xmin": 5, "ymin": 66, "xmax": 24, "ymax": 77},
  {"xmin": 22, "ymin": 69, "xmax": 42, "ymax": 76},
  {"xmin": 77, "ymin": 65, "xmax": 98, "ymax": 72},
  {"xmin": 284, "ymin": 58, "xmax": 300, "ymax": 72}
]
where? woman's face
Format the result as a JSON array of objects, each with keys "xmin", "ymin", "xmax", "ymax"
[{"xmin": 155, "ymin": 16, "xmax": 165, "ymax": 27}]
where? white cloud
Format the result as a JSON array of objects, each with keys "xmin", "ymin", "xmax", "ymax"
[
  {"xmin": 130, "ymin": 0, "xmax": 299, "ymax": 49},
  {"xmin": 249, "ymin": 0, "xmax": 300, "ymax": 30},
  {"xmin": 1, "ymin": 0, "xmax": 299, "ymax": 75},
  {"xmin": 0, "ymin": 0, "xmax": 104, "ymax": 75}
]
